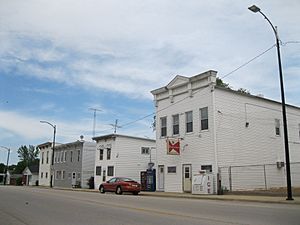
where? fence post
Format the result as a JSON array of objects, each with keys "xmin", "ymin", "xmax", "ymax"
[
  {"xmin": 263, "ymin": 164, "xmax": 267, "ymax": 190},
  {"xmin": 229, "ymin": 166, "xmax": 232, "ymax": 192}
]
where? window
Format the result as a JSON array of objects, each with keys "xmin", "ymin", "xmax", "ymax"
[
  {"xmin": 107, "ymin": 166, "xmax": 114, "ymax": 176},
  {"xmin": 77, "ymin": 173, "xmax": 81, "ymax": 180},
  {"xmin": 107, "ymin": 148, "xmax": 111, "ymax": 160},
  {"xmin": 201, "ymin": 165, "xmax": 212, "ymax": 172},
  {"xmin": 172, "ymin": 114, "xmax": 179, "ymax": 135},
  {"xmin": 68, "ymin": 173, "xmax": 71, "ymax": 179},
  {"xmin": 141, "ymin": 147, "xmax": 150, "ymax": 155},
  {"xmin": 61, "ymin": 151, "xmax": 64, "ymax": 162},
  {"xmin": 54, "ymin": 152, "xmax": 57, "ymax": 163},
  {"xmin": 45, "ymin": 172, "xmax": 48, "ymax": 179},
  {"xmin": 185, "ymin": 111, "xmax": 193, "ymax": 133},
  {"xmin": 160, "ymin": 117, "xmax": 167, "ymax": 137},
  {"xmin": 62, "ymin": 171, "xmax": 65, "ymax": 180},
  {"xmin": 167, "ymin": 166, "xmax": 176, "ymax": 174},
  {"xmin": 96, "ymin": 166, "xmax": 102, "ymax": 176},
  {"xmin": 41, "ymin": 172, "xmax": 43, "ymax": 179},
  {"xmin": 70, "ymin": 151, "xmax": 73, "ymax": 162},
  {"xmin": 42, "ymin": 152, "xmax": 44, "ymax": 164},
  {"xmin": 64, "ymin": 151, "xmax": 67, "ymax": 162},
  {"xmin": 56, "ymin": 171, "xmax": 61, "ymax": 180},
  {"xmin": 200, "ymin": 107, "xmax": 208, "ymax": 130},
  {"xmin": 57, "ymin": 152, "xmax": 60, "ymax": 163},
  {"xmin": 99, "ymin": 149, "xmax": 104, "ymax": 160},
  {"xmin": 46, "ymin": 151, "xmax": 49, "ymax": 164},
  {"xmin": 78, "ymin": 150, "xmax": 80, "ymax": 162},
  {"xmin": 275, "ymin": 119, "xmax": 280, "ymax": 136}
]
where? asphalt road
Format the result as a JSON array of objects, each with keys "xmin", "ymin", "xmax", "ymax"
[{"xmin": 0, "ymin": 186, "xmax": 299, "ymax": 225}]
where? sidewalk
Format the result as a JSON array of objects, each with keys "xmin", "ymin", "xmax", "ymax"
[
  {"xmin": 46, "ymin": 186, "xmax": 300, "ymax": 205},
  {"xmin": 139, "ymin": 191, "xmax": 300, "ymax": 204}
]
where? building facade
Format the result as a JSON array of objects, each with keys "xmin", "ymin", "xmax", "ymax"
[
  {"xmin": 37, "ymin": 142, "xmax": 53, "ymax": 186},
  {"xmin": 151, "ymin": 70, "xmax": 300, "ymax": 193},
  {"xmin": 93, "ymin": 134, "xmax": 156, "ymax": 190},
  {"xmin": 52, "ymin": 140, "xmax": 96, "ymax": 188}
]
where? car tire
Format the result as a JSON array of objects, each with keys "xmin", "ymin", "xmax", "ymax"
[
  {"xmin": 116, "ymin": 186, "xmax": 123, "ymax": 195},
  {"xmin": 99, "ymin": 185, "xmax": 105, "ymax": 193},
  {"xmin": 132, "ymin": 191, "xmax": 139, "ymax": 195}
]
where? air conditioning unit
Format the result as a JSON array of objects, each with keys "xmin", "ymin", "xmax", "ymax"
[{"xmin": 276, "ymin": 161, "xmax": 284, "ymax": 168}]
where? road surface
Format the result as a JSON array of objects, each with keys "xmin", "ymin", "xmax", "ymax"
[{"xmin": 0, "ymin": 186, "xmax": 299, "ymax": 225}]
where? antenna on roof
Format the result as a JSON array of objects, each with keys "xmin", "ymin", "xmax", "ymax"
[{"xmin": 109, "ymin": 119, "xmax": 122, "ymax": 134}]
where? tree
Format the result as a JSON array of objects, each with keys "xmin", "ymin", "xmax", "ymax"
[
  {"xmin": 0, "ymin": 163, "xmax": 5, "ymax": 173},
  {"xmin": 17, "ymin": 145, "xmax": 39, "ymax": 164},
  {"xmin": 216, "ymin": 78, "xmax": 230, "ymax": 89}
]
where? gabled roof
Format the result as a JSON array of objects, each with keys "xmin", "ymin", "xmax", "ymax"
[{"xmin": 23, "ymin": 165, "xmax": 39, "ymax": 174}]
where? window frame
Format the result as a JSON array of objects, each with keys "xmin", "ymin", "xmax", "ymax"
[
  {"xmin": 96, "ymin": 166, "xmax": 102, "ymax": 176},
  {"xmin": 167, "ymin": 166, "xmax": 177, "ymax": 174},
  {"xmin": 141, "ymin": 147, "xmax": 150, "ymax": 155},
  {"xmin": 107, "ymin": 148, "xmax": 111, "ymax": 160},
  {"xmin": 200, "ymin": 107, "xmax": 209, "ymax": 131},
  {"xmin": 185, "ymin": 111, "xmax": 193, "ymax": 133},
  {"xmin": 107, "ymin": 166, "xmax": 114, "ymax": 176},
  {"xmin": 172, "ymin": 114, "xmax": 179, "ymax": 135},
  {"xmin": 99, "ymin": 149, "xmax": 104, "ymax": 160},
  {"xmin": 160, "ymin": 117, "xmax": 167, "ymax": 137},
  {"xmin": 275, "ymin": 119, "xmax": 280, "ymax": 136}
]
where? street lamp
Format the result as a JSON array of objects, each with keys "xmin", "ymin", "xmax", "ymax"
[
  {"xmin": 0, "ymin": 146, "xmax": 10, "ymax": 185},
  {"xmin": 40, "ymin": 120, "xmax": 56, "ymax": 188},
  {"xmin": 248, "ymin": 5, "xmax": 293, "ymax": 200}
]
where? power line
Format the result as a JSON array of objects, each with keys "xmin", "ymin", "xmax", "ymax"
[{"xmin": 221, "ymin": 44, "xmax": 276, "ymax": 79}]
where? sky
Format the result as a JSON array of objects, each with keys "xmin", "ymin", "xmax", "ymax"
[{"xmin": 0, "ymin": 0, "xmax": 299, "ymax": 165}]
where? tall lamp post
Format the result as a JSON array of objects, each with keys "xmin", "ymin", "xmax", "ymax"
[
  {"xmin": 40, "ymin": 121, "xmax": 56, "ymax": 188},
  {"xmin": 0, "ymin": 146, "xmax": 10, "ymax": 185},
  {"xmin": 248, "ymin": 5, "xmax": 293, "ymax": 200}
]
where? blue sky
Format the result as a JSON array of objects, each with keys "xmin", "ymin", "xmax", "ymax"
[{"xmin": 1, "ymin": 0, "xmax": 300, "ymax": 164}]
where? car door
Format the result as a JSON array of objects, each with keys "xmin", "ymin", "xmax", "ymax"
[{"xmin": 106, "ymin": 178, "xmax": 116, "ymax": 191}]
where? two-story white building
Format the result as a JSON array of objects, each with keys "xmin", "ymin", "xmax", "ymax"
[
  {"xmin": 151, "ymin": 70, "xmax": 300, "ymax": 193},
  {"xmin": 93, "ymin": 134, "xmax": 156, "ymax": 190},
  {"xmin": 37, "ymin": 142, "xmax": 53, "ymax": 186}
]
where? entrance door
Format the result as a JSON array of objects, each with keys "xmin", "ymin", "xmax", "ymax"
[
  {"xmin": 158, "ymin": 165, "xmax": 164, "ymax": 191},
  {"xmin": 71, "ymin": 172, "xmax": 76, "ymax": 187},
  {"xmin": 183, "ymin": 164, "xmax": 192, "ymax": 192}
]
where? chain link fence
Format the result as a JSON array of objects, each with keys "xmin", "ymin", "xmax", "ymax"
[{"xmin": 219, "ymin": 162, "xmax": 300, "ymax": 191}]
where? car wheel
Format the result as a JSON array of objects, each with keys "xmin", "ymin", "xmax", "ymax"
[
  {"xmin": 132, "ymin": 191, "xmax": 139, "ymax": 195},
  {"xmin": 99, "ymin": 185, "xmax": 105, "ymax": 193},
  {"xmin": 116, "ymin": 186, "xmax": 123, "ymax": 195}
]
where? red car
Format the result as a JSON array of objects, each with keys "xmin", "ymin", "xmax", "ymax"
[{"xmin": 99, "ymin": 177, "xmax": 141, "ymax": 195}]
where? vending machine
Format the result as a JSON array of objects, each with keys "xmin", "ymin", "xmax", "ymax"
[{"xmin": 192, "ymin": 171, "xmax": 213, "ymax": 194}]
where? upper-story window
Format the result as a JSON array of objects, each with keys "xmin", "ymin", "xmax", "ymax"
[
  {"xmin": 141, "ymin": 147, "xmax": 150, "ymax": 155},
  {"xmin": 99, "ymin": 149, "xmax": 104, "ymax": 160},
  {"xmin": 185, "ymin": 111, "xmax": 193, "ymax": 133},
  {"xmin": 70, "ymin": 151, "xmax": 73, "ymax": 162},
  {"xmin": 78, "ymin": 150, "xmax": 81, "ymax": 162},
  {"xmin": 46, "ymin": 151, "xmax": 49, "ymax": 164},
  {"xmin": 61, "ymin": 151, "xmax": 64, "ymax": 162},
  {"xmin": 64, "ymin": 151, "xmax": 67, "ymax": 162},
  {"xmin": 200, "ymin": 107, "xmax": 208, "ymax": 130},
  {"xmin": 172, "ymin": 114, "xmax": 179, "ymax": 135},
  {"xmin": 275, "ymin": 119, "xmax": 280, "ymax": 136},
  {"xmin": 107, "ymin": 148, "xmax": 111, "ymax": 160},
  {"xmin": 41, "ymin": 152, "xmax": 44, "ymax": 164},
  {"xmin": 160, "ymin": 117, "xmax": 167, "ymax": 137}
]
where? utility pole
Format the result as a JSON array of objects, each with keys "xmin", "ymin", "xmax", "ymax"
[{"xmin": 89, "ymin": 108, "xmax": 102, "ymax": 138}]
